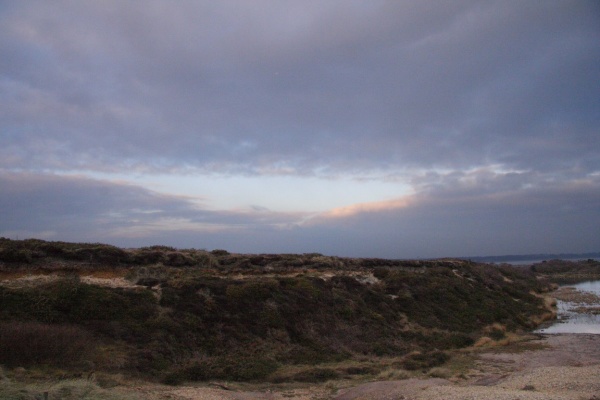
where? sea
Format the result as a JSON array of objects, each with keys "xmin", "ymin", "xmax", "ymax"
[
  {"xmin": 535, "ymin": 280, "xmax": 600, "ymax": 334},
  {"xmin": 483, "ymin": 256, "xmax": 600, "ymax": 334},
  {"xmin": 463, "ymin": 252, "xmax": 600, "ymax": 266}
]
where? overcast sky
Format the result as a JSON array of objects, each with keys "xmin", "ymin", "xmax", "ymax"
[{"xmin": 1, "ymin": 1, "xmax": 599, "ymax": 258}]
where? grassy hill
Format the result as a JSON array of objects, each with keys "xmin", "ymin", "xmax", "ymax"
[{"xmin": 0, "ymin": 238, "xmax": 566, "ymax": 385}]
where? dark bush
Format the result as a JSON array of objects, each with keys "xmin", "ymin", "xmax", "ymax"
[
  {"xmin": 137, "ymin": 278, "xmax": 162, "ymax": 287},
  {"xmin": 0, "ymin": 280, "xmax": 158, "ymax": 341},
  {"xmin": 0, "ymin": 247, "xmax": 33, "ymax": 263},
  {"xmin": 489, "ymin": 328, "xmax": 506, "ymax": 340},
  {"xmin": 164, "ymin": 252, "xmax": 195, "ymax": 266},
  {"xmin": 141, "ymin": 245, "xmax": 177, "ymax": 252},
  {"xmin": 180, "ymin": 355, "xmax": 278, "ymax": 382},
  {"xmin": 291, "ymin": 367, "xmax": 339, "ymax": 382},
  {"xmin": 400, "ymin": 351, "xmax": 449, "ymax": 371},
  {"xmin": 0, "ymin": 321, "xmax": 95, "ymax": 367},
  {"xmin": 162, "ymin": 371, "xmax": 186, "ymax": 386},
  {"xmin": 372, "ymin": 267, "xmax": 390, "ymax": 279},
  {"xmin": 131, "ymin": 250, "xmax": 166, "ymax": 265},
  {"xmin": 343, "ymin": 366, "xmax": 376, "ymax": 375},
  {"xmin": 71, "ymin": 246, "xmax": 130, "ymax": 264}
]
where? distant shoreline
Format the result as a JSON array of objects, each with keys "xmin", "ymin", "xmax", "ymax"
[{"xmin": 460, "ymin": 252, "xmax": 600, "ymax": 265}]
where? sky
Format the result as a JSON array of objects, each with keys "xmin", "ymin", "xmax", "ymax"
[{"xmin": 1, "ymin": 1, "xmax": 599, "ymax": 259}]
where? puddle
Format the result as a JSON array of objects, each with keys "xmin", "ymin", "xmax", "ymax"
[{"xmin": 536, "ymin": 280, "xmax": 600, "ymax": 334}]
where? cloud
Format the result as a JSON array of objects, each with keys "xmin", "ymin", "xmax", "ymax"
[
  {"xmin": 297, "ymin": 168, "xmax": 600, "ymax": 257},
  {"xmin": 1, "ymin": 1, "xmax": 598, "ymax": 176},
  {"xmin": 319, "ymin": 197, "xmax": 413, "ymax": 219},
  {"xmin": 0, "ymin": 172, "xmax": 306, "ymax": 247},
  {"xmin": 1, "ymin": 2, "xmax": 599, "ymax": 258}
]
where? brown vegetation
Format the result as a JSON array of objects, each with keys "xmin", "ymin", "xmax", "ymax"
[
  {"xmin": 531, "ymin": 259, "xmax": 600, "ymax": 284},
  {"xmin": 0, "ymin": 238, "xmax": 567, "ymax": 386}
]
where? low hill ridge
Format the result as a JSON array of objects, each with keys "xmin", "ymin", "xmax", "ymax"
[{"xmin": 0, "ymin": 238, "xmax": 583, "ymax": 385}]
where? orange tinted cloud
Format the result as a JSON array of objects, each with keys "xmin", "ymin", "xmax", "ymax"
[{"xmin": 319, "ymin": 195, "xmax": 415, "ymax": 220}]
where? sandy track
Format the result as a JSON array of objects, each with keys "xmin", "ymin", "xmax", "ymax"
[{"xmin": 336, "ymin": 334, "xmax": 600, "ymax": 400}]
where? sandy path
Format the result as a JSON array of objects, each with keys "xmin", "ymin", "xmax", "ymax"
[
  {"xmin": 418, "ymin": 334, "xmax": 600, "ymax": 400},
  {"xmin": 335, "ymin": 334, "xmax": 600, "ymax": 400}
]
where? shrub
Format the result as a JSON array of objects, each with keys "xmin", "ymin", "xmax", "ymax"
[
  {"xmin": 130, "ymin": 250, "xmax": 166, "ymax": 265},
  {"xmin": 489, "ymin": 328, "xmax": 506, "ymax": 341},
  {"xmin": 291, "ymin": 367, "xmax": 339, "ymax": 382},
  {"xmin": 0, "ymin": 321, "xmax": 95, "ymax": 367},
  {"xmin": 400, "ymin": 351, "xmax": 449, "ymax": 371},
  {"xmin": 0, "ymin": 280, "xmax": 158, "ymax": 342},
  {"xmin": 177, "ymin": 354, "xmax": 278, "ymax": 382},
  {"xmin": 72, "ymin": 246, "xmax": 130, "ymax": 264},
  {"xmin": 141, "ymin": 245, "xmax": 177, "ymax": 252},
  {"xmin": 428, "ymin": 367, "xmax": 452, "ymax": 378},
  {"xmin": 162, "ymin": 371, "xmax": 186, "ymax": 386},
  {"xmin": 343, "ymin": 366, "xmax": 376, "ymax": 375},
  {"xmin": 0, "ymin": 248, "xmax": 32, "ymax": 263},
  {"xmin": 225, "ymin": 280, "xmax": 279, "ymax": 305},
  {"xmin": 164, "ymin": 252, "xmax": 195, "ymax": 266}
]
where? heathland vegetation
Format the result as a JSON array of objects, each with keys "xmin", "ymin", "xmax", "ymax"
[{"xmin": 0, "ymin": 238, "xmax": 597, "ymax": 390}]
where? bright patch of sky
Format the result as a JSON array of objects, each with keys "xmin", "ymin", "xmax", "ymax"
[{"xmin": 86, "ymin": 172, "xmax": 412, "ymax": 213}]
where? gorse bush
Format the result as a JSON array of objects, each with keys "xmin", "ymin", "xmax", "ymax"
[
  {"xmin": 531, "ymin": 259, "xmax": 600, "ymax": 284},
  {"xmin": 381, "ymin": 265, "xmax": 544, "ymax": 332},
  {"xmin": 0, "ymin": 321, "xmax": 94, "ymax": 367},
  {"xmin": 0, "ymin": 280, "xmax": 158, "ymax": 342},
  {"xmin": 289, "ymin": 367, "xmax": 340, "ymax": 382},
  {"xmin": 0, "ymin": 238, "xmax": 218, "ymax": 267},
  {"xmin": 399, "ymin": 350, "xmax": 449, "ymax": 371},
  {"xmin": 186, "ymin": 355, "xmax": 278, "ymax": 382}
]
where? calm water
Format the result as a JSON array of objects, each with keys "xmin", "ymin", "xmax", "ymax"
[{"xmin": 536, "ymin": 280, "xmax": 600, "ymax": 334}]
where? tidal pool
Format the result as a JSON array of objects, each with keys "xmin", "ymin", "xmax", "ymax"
[{"xmin": 536, "ymin": 280, "xmax": 600, "ymax": 334}]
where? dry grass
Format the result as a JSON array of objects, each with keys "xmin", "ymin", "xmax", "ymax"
[{"xmin": 0, "ymin": 378, "xmax": 144, "ymax": 400}]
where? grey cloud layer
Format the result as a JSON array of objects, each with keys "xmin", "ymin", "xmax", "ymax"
[
  {"xmin": 1, "ymin": 1, "xmax": 599, "ymax": 257},
  {"xmin": 2, "ymin": 1, "xmax": 598, "ymax": 175},
  {"xmin": 305, "ymin": 171, "xmax": 600, "ymax": 257},
  {"xmin": 0, "ymin": 172, "xmax": 305, "ymax": 244}
]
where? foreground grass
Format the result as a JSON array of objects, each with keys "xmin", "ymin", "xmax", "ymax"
[
  {"xmin": 0, "ymin": 335, "xmax": 551, "ymax": 400},
  {"xmin": 0, "ymin": 372, "xmax": 141, "ymax": 400}
]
